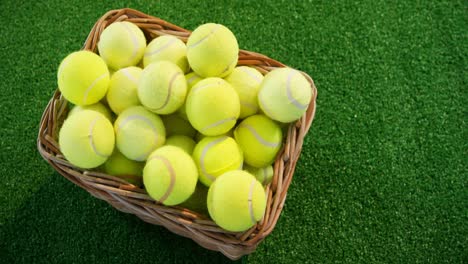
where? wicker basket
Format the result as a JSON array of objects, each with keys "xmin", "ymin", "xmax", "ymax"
[{"xmin": 37, "ymin": 8, "xmax": 317, "ymax": 260}]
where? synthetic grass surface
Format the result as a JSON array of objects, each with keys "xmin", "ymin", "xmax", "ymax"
[{"xmin": 0, "ymin": 0, "xmax": 466, "ymax": 263}]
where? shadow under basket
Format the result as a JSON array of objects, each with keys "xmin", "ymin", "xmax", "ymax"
[{"xmin": 37, "ymin": 8, "xmax": 317, "ymax": 260}]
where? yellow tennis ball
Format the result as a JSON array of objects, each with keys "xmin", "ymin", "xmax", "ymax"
[
  {"xmin": 57, "ymin": 51, "xmax": 110, "ymax": 106},
  {"xmin": 192, "ymin": 136, "xmax": 243, "ymax": 187},
  {"xmin": 234, "ymin": 115, "xmax": 282, "ymax": 168},
  {"xmin": 97, "ymin": 21, "xmax": 146, "ymax": 70},
  {"xmin": 138, "ymin": 61, "xmax": 187, "ymax": 114},
  {"xmin": 161, "ymin": 114, "xmax": 197, "ymax": 138},
  {"xmin": 165, "ymin": 135, "xmax": 196, "ymax": 154},
  {"xmin": 114, "ymin": 106, "xmax": 166, "ymax": 161},
  {"xmin": 186, "ymin": 78, "xmax": 240, "ymax": 136},
  {"xmin": 186, "ymin": 23, "xmax": 238, "ymax": 77},
  {"xmin": 180, "ymin": 182, "xmax": 209, "ymax": 215},
  {"xmin": 244, "ymin": 164, "xmax": 274, "ymax": 186},
  {"xmin": 104, "ymin": 149, "xmax": 144, "ymax": 186},
  {"xmin": 143, "ymin": 145, "xmax": 198, "ymax": 206},
  {"xmin": 143, "ymin": 35, "xmax": 189, "ymax": 73},
  {"xmin": 59, "ymin": 110, "xmax": 115, "ymax": 169},
  {"xmin": 258, "ymin": 68, "xmax": 312, "ymax": 123},
  {"xmin": 69, "ymin": 102, "xmax": 113, "ymax": 122},
  {"xmin": 224, "ymin": 66, "xmax": 264, "ymax": 118},
  {"xmin": 106, "ymin": 66, "xmax": 143, "ymax": 114},
  {"xmin": 177, "ymin": 72, "xmax": 203, "ymax": 120},
  {"xmin": 207, "ymin": 170, "xmax": 266, "ymax": 232}
]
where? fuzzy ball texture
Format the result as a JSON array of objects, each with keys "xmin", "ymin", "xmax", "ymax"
[
  {"xmin": 207, "ymin": 170, "xmax": 266, "ymax": 232},
  {"xmin": 106, "ymin": 66, "xmax": 143, "ymax": 114},
  {"xmin": 57, "ymin": 51, "xmax": 109, "ymax": 106},
  {"xmin": 258, "ymin": 67, "xmax": 312, "ymax": 123},
  {"xmin": 97, "ymin": 21, "xmax": 146, "ymax": 70},
  {"xmin": 138, "ymin": 61, "xmax": 187, "ymax": 115},
  {"xmin": 143, "ymin": 35, "xmax": 189, "ymax": 73},
  {"xmin": 59, "ymin": 110, "xmax": 115, "ymax": 169},
  {"xmin": 192, "ymin": 136, "xmax": 243, "ymax": 187},
  {"xmin": 186, "ymin": 23, "xmax": 238, "ymax": 78},
  {"xmin": 224, "ymin": 66, "xmax": 264, "ymax": 118},
  {"xmin": 186, "ymin": 77, "xmax": 240, "ymax": 136},
  {"xmin": 114, "ymin": 106, "xmax": 166, "ymax": 161},
  {"xmin": 234, "ymin": 115, "xmax": 282, "ymax": 168},
  {"xmin": 143, "ymin": 146, "xmax": 198, "ymax": 206}
]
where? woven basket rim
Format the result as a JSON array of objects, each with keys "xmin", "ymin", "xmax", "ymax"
[{"xmin": 37, "ymin": 7, "xmax": 317, "ymax": 260}]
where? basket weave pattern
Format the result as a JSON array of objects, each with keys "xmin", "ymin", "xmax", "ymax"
[{"xmin": 37, "ymin": 8, "xmax": 317, "ymax": 260}]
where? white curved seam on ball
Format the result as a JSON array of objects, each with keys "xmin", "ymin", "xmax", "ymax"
[
  {"xmin": 117, "ymin": 115, "xmax": 159, "ymax": 161},
  {"xmin": 187, "ymin": 74, "xmax": 200, "ymax": 85},
  {"xmin": 286, "ymin": 69, "xmax": 308, "ymax": 110},
  {"xmin": 147, "ymin": 155, "xmax": 176, "ymax": 204},
  {"xmin": 248, "ymin": 179, "xmax": 257, "ymax": 224},
  {"xmin": 121, "ymin": 22, "xmax": 139, "ymax": 66},
  {"xmin": 240, "ymin": 100, "xmax": 258, "ymax": 111},
  {"xmin": 121, "ymin": 68, "xmax": 138, "ymax": 85},
  {"xmin": 190, "ymin": 82, "xmax": 217, "ymax": 94},
  {"xmin": 82, "ymin": 73, "xmax": 108, "ymax": 105},
  {"xmin": 239, "ymin": 123, "xmax": 279, "ymax": 148},
  {"xmin": 88, "ymin": 116, "xmax": 108, "ymax": 158},
  {"xmin": 201, "ymin": 117, "xmax": 237, "ymax": 132},
  {"xmin": 187, "ymin": 24, "xmax": 222, "ymax": 49},
  {"xmin": 134, "ymin": 147, "xmax": 153, "ymax": 162},
  {"xmin": 218, "ymin": 55, "xmax": 238, "ymax": 76},
  {"xmin": 238, "ymin": 67, "xmax": 262, "ymax": 84},
  {"xmin": 152, "ymin": 72, "xmax": 182, "ymax": 111},
  {"xmin": 145, "ymin": 37, "xmax": 177, "ymax": 56},
  {"xmin": 199, "ymin": 136, "xmax": 228, "ymax": 182}
]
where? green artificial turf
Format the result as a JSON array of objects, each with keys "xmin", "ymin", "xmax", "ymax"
[{"xmin": 0, "ymin": 0, "xmax": 466, "ymax": 263}]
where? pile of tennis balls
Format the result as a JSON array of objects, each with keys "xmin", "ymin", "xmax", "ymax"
[{"xmin": 57, "ymin": 21, "xmax": 312, "ymax": 232}]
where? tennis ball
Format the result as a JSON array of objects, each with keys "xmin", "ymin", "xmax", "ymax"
[
  {"xmin": 186, "ymin": 23, "xmax": 238, "ymax": 77},
  {"xmin": 143, "ymin": 35, "xmax": 189, "ymax": 73},
  {"xmin": 207, "ymin": 170, "xmax": 266, "ymax": 232},
  {"xmin": 161, "ymin": 114, "xmax": 197, "ymax": 138},
  {"xmin": 186, "ymin": 78, "xmax": 240, "ymax": 136},
  {"xmin": 177, "ymin": 72, "xmax": 203, "ymax": 120},
  {"xmin": 114, "ymin": 106, "xmax": 166, "ymax": 161},
  {"xmin": 258, "ymin": 68, "xmax": 312, "ymax": 123},
  {"xmin": 138, "ymin": 61, "xmax": 187, "ymax": 114},
  {"xmin": 180, "ymin": 182, "xmax": 209, "ymax": 215},
  {"xmin": 143, "ymin": 146, "xmax": 198, "ymax": 206},
  {"xmin": 244, "ymin": 164, "xmax": 274, "ymax": 186},
  {"xmin": 106, "ymin": 66, "xmax": 143, "ymax": 114},
  {"xmin": 69, "ymin": 102, "xmax": 113, "ymax": 122},
  {"xmin": 192, "ymin": 136, "xmax": 243, "ymax": 187},
  {"xmin": 57, "ymin": 51, "xmax": 110, "ymax": 106},
  {"xmin": 97, "ymin": 21, "xmax": 146, "ymax": 70},
  {"xmin": 165, "ymin": 135, "xmax": 196, "ymax": 154},
  {"xmin": 59, "ymin": 110, "xmax": 114, "ymax": 169},
  {"xmin": 104, "ymin": 149, "xmax": 144, "ymax": 186},
  {"xmin": 234, "ymin": 115, "xmax": 282, "ymax": 168},
  {"xmin": 224, "ymin": 66, "xmax": 264, "ymax": 118}
]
